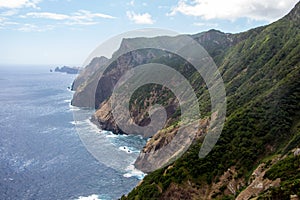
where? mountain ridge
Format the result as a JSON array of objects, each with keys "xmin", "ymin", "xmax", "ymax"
[{"xmin": 71, "ymin": 2, "xmax": 300, "ymax": 199}]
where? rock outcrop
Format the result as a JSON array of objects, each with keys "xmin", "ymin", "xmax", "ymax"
[
  {"xmin": 236, "ymin": 163, "xmax": 281, "ymax": 200},
  {"xmin": 73, "ymin": 2, "xmax": 300, "ymax": 199},
  {"xmin": 120, "ymin": 2, "xmax": 300, "ymax": 199},
  {"xmin": 54, "ymin": 66, "xmax": 81, "ymax": 74}
]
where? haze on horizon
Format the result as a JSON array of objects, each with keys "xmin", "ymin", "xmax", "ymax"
[{"xmin": 0, "ymin": 0, "xmax": 298, "ymax": 66}]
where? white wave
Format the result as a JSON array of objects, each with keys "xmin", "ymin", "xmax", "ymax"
[
  {"xmin": 106, "ymin": 134, "xmax": 118, "ymax": 138},
  {"xmin": 102, "ymin": 131, "xmax": 118, "ymax": 138},
  {"xmin": 8, "ymin": 157, "xmax": 37, "ymax": 172},
  {"xmin": 72, "ymin": 110, "xmax": 145, "ymax": 174},
  {"xmin": 69, "ymin": 105, "xmax": 80, "ymax": 111},
  {"xmin": 3, "ymin": 178, "xmax": 14, "ymax": 181},
  {"xmin": 72, "ymin": 118, "xmax": 98, "ymax": 129},
  {"xmin": 22, "ymin": 159, "xmax": 34, "ymax": 168},
  {"xmin": 70, "ymin": 121, "xmax": 77, "ymax": 125},
  {"xmin": 85, "ymin": 119, "xmax": 101, "ymax": 132},
  {"xmin": 67, "ymin": 88, "xmax": 75, "ymax": 92},
  {"xmin": 123, "ymin": 164, "xmax": 146, "ymax": 180},
  {"xmin": 64, "ymin": 99, "xmax": 71, "ymax": 103},
  {"xmin": 75, "ymin": 194, "xmax": 101, "ymax": 200},
  {"xmin": 41, "ymin": 127, "xmax": 57, "ymax": 134}
]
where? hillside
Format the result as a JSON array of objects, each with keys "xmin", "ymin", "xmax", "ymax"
[
  {"xmin": 71, "ymin": 56, "xmax": 108, "ymax": 107},
  {"xmin": 72, "ymin": 2, "xmax": 300, "ymax": 199}
]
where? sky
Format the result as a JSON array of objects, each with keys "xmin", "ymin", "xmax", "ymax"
[{"xmin": 0, "ymin": 0, "xmax": 298, "ymax": 66}]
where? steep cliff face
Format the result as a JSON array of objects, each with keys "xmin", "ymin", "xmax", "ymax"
[
  {"xmin": 121, "ymin": 2, "xmax": 300, "ymax": 199},
  {"xmin": 94, "ymin": 48, "xmax": 162, "ymax": 109},
  {"xmin": 91, "ymin": 31, "xmax": 233, "ymax": 133},
  {"xmin": 71, "ymin": 56, "xmax": 108, "ymax": 91},
  {"xmin": 134, "ymin": 117, "xmax": 211, "ymax": 172},
  {"xmin": 72, "ymin": 2, "xmax": 300, "ymax": 199},
  {"xmin": 71, "ymin": 56, "xmax": 108, "ymax": 107},
  {"xmin": 90, "ymin": 47, "xmax": 173, "ymax": 136}
]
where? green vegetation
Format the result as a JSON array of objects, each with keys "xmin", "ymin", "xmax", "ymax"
[
  {"xmin": 121, "ymin": 3, "xmax": 300, "ymax": 200},
  {"xmin": 258, "ymin": 154, "xmax": 300, "ymax": 199}
]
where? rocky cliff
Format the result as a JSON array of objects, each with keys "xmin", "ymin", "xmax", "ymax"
[
  {"xmin": 71, "ymin": 56, "xmax": 108, "ymax": 91},
  {"xmin": 71, "ymin": 56, "xmax": 108, "ymax": 107},
  {"xmin": 122, "ymin": 2, "xmax": 300, "ymax": 199},
  {"xmin": 72, "ymin": 2, "xmax": 300, "ymax": 199},
  {"xmin": 54, "ymin": 66, "xmax": 80, "ymax": 74}
]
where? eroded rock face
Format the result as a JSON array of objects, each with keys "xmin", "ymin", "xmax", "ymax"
[
  {"xmin": 71, "ymin": 56, "xmax": 108, "ymax": 107},
  {"xmin": 92, "ymin": 94, "xmax": 211, "ymax": 173},
  {"xmin": 71, "ymin": 31, "xmax": 232, "ymax": 172},
  {"xmin": 92, "ymin": 95, "xmax": 180, "ymax": 138},
  {"xmin": 134, "ymin": 118, "xmax": 210, "ymax": 172},
  {"xmin": 236, "ymin": 163, "xmax": 281, "ymax": 200},
  {"xmin": 72, "ymin": 57, "xmax": 108, "ymax": 91},
  {"xmin": 91, "ymin": 99, "xmax": 121, "ymax": 133}
]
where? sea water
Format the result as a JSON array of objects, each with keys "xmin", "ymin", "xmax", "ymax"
[{"xmin": 0, "ymin": 66, "xmax": 146, "ymax": 200}]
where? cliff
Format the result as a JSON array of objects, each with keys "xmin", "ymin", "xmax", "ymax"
[
  {"xmin": 71, "ymin": 56, "xmax": 108, "ymax": 107},
  {"xmin": 72, "ymin": 2, "xmax": 300, "ymax": 199},
  {"xmin": 124, "ymin": 2, "xmax": 300, "ymax": 199},
  {"xmin": 71, "ymin": 56, "xmax": 108, "ymax": 91},
  {"xmin": 54, "ymin": 66, "xmax": 81, "ymax": 74}
]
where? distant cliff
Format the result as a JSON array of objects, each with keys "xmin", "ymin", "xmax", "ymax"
[
  {"xmin": 54, "ymin": 66, "xmax": 80, "ymax": 74},
  {"xmin": 71, "ymin": 56, "xmax": 108, "ymax": 107}
]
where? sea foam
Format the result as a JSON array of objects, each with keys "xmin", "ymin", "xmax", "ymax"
[
  {"xmin": 123, "ymin": 164, "xmax": 146, "ymax": 180},
  {"xmin": 76, "ymin": 194, "xmax": 101, "ymax": 200}
]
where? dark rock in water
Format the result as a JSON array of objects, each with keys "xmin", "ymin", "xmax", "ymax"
[
  {"xmin": 50, "ymin": 69, "xmax": 53, "ymax": 72},
  {"xmin": 54, "ymin": 66, "xmax": 81, "ymax": 74}
]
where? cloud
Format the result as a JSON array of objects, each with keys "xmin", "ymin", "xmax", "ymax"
[
  {"xmin": 26, "ymin": 12, "xmax": 69, "ymax": 20},
  {"xmin": 73, "ymin": 10, "xmax": 115, "ymax": 20},
  {"xmin": 1, "ymin": 10, "xmax": 19, "ymax": 16},
  {"xmin": 127, "ymin": 0, "xmax": 135, "ymax": 6},
  {"xmin": 126, "ymin": 11, "xmax": 154, "ymax": 24},
  {"xmin": 17, "ymin": 23, "xmax": 54, "ymax": 32},
  {"xmin": 23, "ymin": 10, "xmax": 115, "ymax": 25},
  {"xmin": 0, "ymin": 16, "xmax": 5, "ymax": 23},
  {"xmin": 0, "ymin": 16, "xmax": 18, "ymax": 28},
  {"xmin": 193, "ymin": 22, "xmax": 218, "ymax": 27},
  {"xmin": 169, "ymin": 0, "xmax": 299, "ymax": 22},
  {"xmin": 64, "ymin": 21, "xmax": 98, "ymax": 26},
  {"xmin": 1, "ymin": 9, "xmax": 115, "ymax": 31},
  {"xmin": 0, "ymin": 0, "xmax": 41, "ymax": 9}
]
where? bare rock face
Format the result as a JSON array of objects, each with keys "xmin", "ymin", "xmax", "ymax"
[
  {"xmin": 285, "ymin": 1, "xmax": 300, "ymax": 22},
  {"xmin": 71, "ymin": 49, "xmax": 157, "ymax": 108},
  {"xmin": 71, "ymin": 56, "xmax": 108, "ymax": 107},
  {"xmin": 91, "ymin": 99, "xmax": 126, "ymax": 134},
  {"xmin": 72, "ymin": 56, "xmax": 108, "ymax": 91},
  {"xmin": 134, "ymin": 118, "xmax": 210, "ymax": 173},
  {"xmin": 71, "ymin": 32, "xmax": 231, "ymax": 172},
  {"xmin": 94, "ymin": 51, "xmax": 138, "ymax": 109},
  {"xmin": 92, "ymin": 94, "xmax": 180, "ymax": 138},
  {"xmin": 236, "ymin": 163, "xmax": 281, "ymax": 200}
]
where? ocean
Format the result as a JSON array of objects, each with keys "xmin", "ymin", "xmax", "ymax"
[{"xmin": 0, "ymin": 66, "xmax": 146, "ymax": 200}]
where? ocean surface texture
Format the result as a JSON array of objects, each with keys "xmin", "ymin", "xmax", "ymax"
[{"xmin": 0, "ymin": 66, "xmax": 145, "ymax": 200}]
